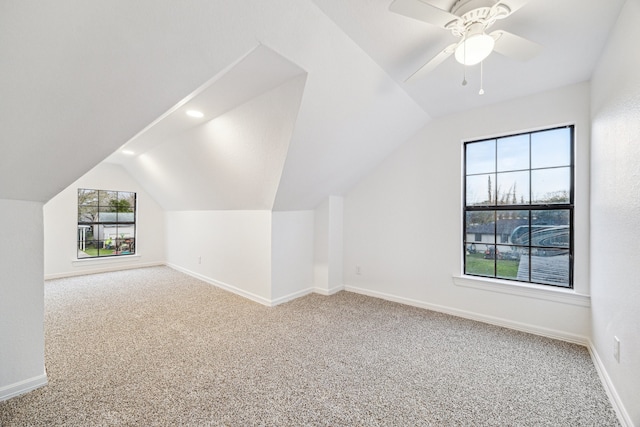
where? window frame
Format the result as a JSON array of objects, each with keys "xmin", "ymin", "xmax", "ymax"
[
  {"xmin": 463, "ymin": 125, "xmax": 575, "ymax": 289},
  {"xmin": 77, "ymin": 188, "xmax": 137, "ymax": 259}
]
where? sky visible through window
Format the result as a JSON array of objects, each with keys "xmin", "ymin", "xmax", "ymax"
[{"xmin": 466, "ymin": 127, "xmax": 571, "ymax": 206}]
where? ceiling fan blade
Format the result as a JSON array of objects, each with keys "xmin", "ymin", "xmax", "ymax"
[
  {"xmin": 405, "ymin": 44, "xmax": 457, "ymax": 83},
  {"xmin": 389, "ymin": 0, "xmax": 460, "ymax": 29},
  {"xmin": 490, "ymin": 30, "xmax": 542, "ymax": 61}
]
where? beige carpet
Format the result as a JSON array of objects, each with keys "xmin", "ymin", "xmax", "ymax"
[{"xmin": 0, "ymin": 266, "xmax": 619, "ymax": 426}]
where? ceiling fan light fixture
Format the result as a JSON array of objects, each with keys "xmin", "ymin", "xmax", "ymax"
[{"xmin": 454, "ymin": 32, "xmax": 495, "ymax": 65}]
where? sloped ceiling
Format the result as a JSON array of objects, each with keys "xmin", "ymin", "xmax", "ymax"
[
  {"xmin": 110, "ymin": 45, "xmax": 308, "ymax": 211},
  {"xmin": 0, "ymin": 0, "xmax": 427, "ymax": 209},
  {"xmin": 0, "ymin": 0, "xmax": 625, "ymax": 210}
]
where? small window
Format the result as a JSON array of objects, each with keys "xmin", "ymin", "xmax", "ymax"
[
  {"xmin": 77, "ymin": 189, "xmax": 136, "ymax": 258},
  {"xmin": 464, "ymin": 126, "xmax": 574, "ymax": 288}
]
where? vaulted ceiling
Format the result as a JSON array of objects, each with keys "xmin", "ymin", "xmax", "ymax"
[
  {"xmin": 0, "ymin": 0, "xmax": 625, "ymax": 210},
  {"xmin": 313, "ymin": 0, "xmax": 625, "ymax": 117}
]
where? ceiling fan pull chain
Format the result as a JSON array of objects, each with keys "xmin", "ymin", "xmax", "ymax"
[
  {"xmin": 462, "ymin": 35, "xmax": 468, "ymax": 86},
  {"xmin": 479, "ymin": 60, "xmax": 485, "ymax": 95}
]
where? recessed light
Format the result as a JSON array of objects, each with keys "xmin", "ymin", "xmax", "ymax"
[
  {"xmin": 186, "ymin": 110, "xmax": 204, "ymax": 118},
  {"xmin": 122, "ymin": 150, "xmax": 135, "ymax": 155}
]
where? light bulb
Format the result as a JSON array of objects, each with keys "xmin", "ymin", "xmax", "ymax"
[{"xmin": 455, "ymin": 33, "xmax": 495, "ymax": 66}]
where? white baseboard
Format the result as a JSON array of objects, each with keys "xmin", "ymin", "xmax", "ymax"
[
  {"xmin": 167, "ymin": 265, "xmax": 344, "ymax": 307},
  {"xmin": 45, "ymin": 260, "xmax": 165, "ymax": 280},
  {"xmin": 166, "ymin": 264, "xmax": 273, "ymax": 307},
  {"xmin": 0, "ymin": 374, "xmax": 48, "ymax": 402},
  {"xmin": 271, "ymin": 284, "xmax": 345, "ymax": 305},
  {"xmin": 587, "ymin": 341, "xmax": 634, "ymax": 427},
  {"xmin": 313, "ymin": 285, "xmax": 345, "ymax": 296},
  {"xmin": 344, "ymin": 285, "xmax": 589, "ymax": 345},
  {"xmin": 271, "ymin": 287, "xmax": 315, "ymax": 306}
]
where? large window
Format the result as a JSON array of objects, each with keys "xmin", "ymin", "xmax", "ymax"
[
  {"xmin": 464, "ymin": 126, "xmax": 574, "ymax": 288},
  {"xmin": 77, "ymin": 189, "xmax": 136, "ymax": 258}
]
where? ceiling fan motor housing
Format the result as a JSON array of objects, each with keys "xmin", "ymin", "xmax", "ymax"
[{"xmin": 447, "ymin": 0, "xmax": 511, "ymax": 37}]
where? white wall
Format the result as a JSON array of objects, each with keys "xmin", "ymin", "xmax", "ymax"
[
  {"xmin": 590, "ymin": 0, "xmax": 640, "ymax": 424},
  {"xmin": 271, "ymin": 210, "xmax": 315, "ymax": 303},
  {"xmin": 327, "ymin": 196, "xmax": 344, "ymax": 293},
  {"xmin": 344, "ymin": 82, "xmax": 592, "ymax": 342},
  {"xmin": 313, "ymin": 196, "xmax": 344, "ymax": 294},
  {"xmin": 166, "ymin": 210, "xmax": 316, "ymax": 306},
  {"xmin": 165, "ymin": 210, "xmax": 272, "ymax": 304},
  {"xmin": 0, "ymin": 199, "xmax": 47, "ymax": 400},
  {"xmin": 314, "ymin": 198, "xmax": 330, "ymax": 290},
  {"xmin": 43, "ymin": 163, "xmax": 165, "ymax": 279}
]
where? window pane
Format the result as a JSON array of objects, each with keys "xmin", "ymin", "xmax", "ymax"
[
  {"xmin": 510, "ymin": 229, "xmax": 531, "ymax": 246},
  {"xmin": 497, "ymin": 134, "xmax": 529, "ymax": 172},
  {"xmin": 95, "ymin": 242, "xmax": 111, "ymax": 257},
  {"xmin": 118, "ymin": 192, "xmax": 135, "ymax": 210},
  {"xmin": 466, "ymin": 211, "xmax": 495, "ymax": 244},
  {"xmin": 496, "ymin": 253, "xmax": 520, "ymax": 280},
  {"xmin": 531, "ymin": 167, "xmax": 570, "ymax": 204},
  {"xmin": 496, "ymin": 210, "xmax": 529, "ymax": 244},
  {"xmin": 531, "ymin": 127, "xmax": 571, "ymax": 169},
  {"xmin": 531, "ymin": 209, "xmax": 570, "ymax": 248},
  {"xmin": 114, "ymin": 226, "xmax": 134, "ymax": 255},
  {"xmin": 127, "ymin": 237, "xmax": 135, "ymax": 254},
  {"xmin": 99, "ymin": 191, "xmax": 119, "ymax": 211},
  {"xmin": 78, "ymin": 240, "xmax": 97, "ymax": 258},
  {"xmin": 78, "ymin": 189, "xmax": 98, "ymax": 206},
  {"xmin": 97, "ymin": 210, "xmax": 118, "ymax": 223},
  {"xmin": 466, "ymin": 174, "xmax": 495, "ymax": 206},
  {"xmin": 532, "ymin": 209, "xmax": 569, "ymax": 227},
  {"xmin": 466, "ymin": 140, "xmax": 495, "ymax": 175},
  {"xmin": 496, "ymin": 171, "xmax": 529, "ymax": 205},
  {"xmin": 104, "ymin": 233, "xmax": 115, "ymax": 250},
  {"xmin": 520, "ymin": 252, "xmax": 570, "ymax": 287},
  {"xmin": 116, "ymin": 226, "xmax": 134, "ymax": 240},
  {"xmin": 117, "ymin": 211, "xmax": 135, "ymax": 223},
  {"xmin": 99, "ymin": 247, "xmax": 115, "ymax": 257},
  {"xmin": 465, "ymin": 248, "xmax": 495, "ymax": 277},
  {"xmin": 78, "ymin": 206, "xmax": 98, "ymax": 223}
]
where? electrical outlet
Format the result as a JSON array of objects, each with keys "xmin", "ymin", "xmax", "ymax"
[
  {"xmin": 356, "ymin": 265, "xmax": 361, "ymax": 275},
  {"xmin": 613, "ymin": 336, "xmax": 620, "ymax": 362},
  {"xmin": 198, "ymin": 256, "xmax": 202, "ymax": 265}
]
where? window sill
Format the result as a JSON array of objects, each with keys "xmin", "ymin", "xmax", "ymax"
[
  {"xmin": 72, "ymin": 254, "xmax": 141, "ymax": 266},
  {"xmin": 452, "ymin": 275, "xmax": 590, "ymax": 307}
]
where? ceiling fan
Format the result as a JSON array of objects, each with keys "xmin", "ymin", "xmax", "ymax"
[{"xmin": 390, "ymin": 0, "xmax": 542, "ymax": 84}]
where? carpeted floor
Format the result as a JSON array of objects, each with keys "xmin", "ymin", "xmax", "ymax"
[{"xmin": 0, "ymin": 266, "xmax": 620, "ymax": 426}]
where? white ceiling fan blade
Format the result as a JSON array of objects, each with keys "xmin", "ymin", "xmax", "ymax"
[
  {"xmin": 490, "ymin": 30, "xmax": 542, "ymax": 61},
  {"xmin": 389, "ymin": 0, "xmax": 459, "ymax": 29},
  {"xmin": 405, "ymin": 44, "xmax": 457, "ymax": 83}
]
